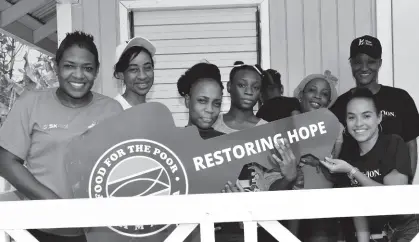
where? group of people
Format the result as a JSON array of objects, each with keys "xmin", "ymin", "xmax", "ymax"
[{"xmin": 0, "ymin": 30, "xmax": 418, "ymax": 242}]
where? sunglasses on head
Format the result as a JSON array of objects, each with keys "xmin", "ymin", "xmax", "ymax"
[{"xmin": 233, "ymin": 63, "xmax": 263, "ymax": 75}]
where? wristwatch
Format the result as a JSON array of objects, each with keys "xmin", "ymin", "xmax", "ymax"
[{"xmin": 347, "ymin": 167, "xmax": 359, "ymax": 179}]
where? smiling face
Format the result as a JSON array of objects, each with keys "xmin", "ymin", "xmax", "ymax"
[
  {"xmin": 56, "ymin": 45, "xmax": 98, "ymax": 99},
  {"xmin": 122, "ymin": 51, "xmax": 154, "ymax": 97},
  {"xmin": 228, "ymin": 69, "xmax": 262, "ymax": 110},
  {"xmin": 300, "ymin": 78, "xmax": 331, "ymax": 112},
  {"xmin": 186, "ymin": 78, "xmax": 223, "ymax": 129},
  {"xmin": 350, "ymin": 53, "xmax": 382, "ymax": 87},
  {"xmin": 346, "ymin": 97, "xmax": 382, "ymax": 143}
]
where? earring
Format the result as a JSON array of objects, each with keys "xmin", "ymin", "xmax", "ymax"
[{"xmin": 379, "ymin": 123, "xmax": 383, "ymax": 132}]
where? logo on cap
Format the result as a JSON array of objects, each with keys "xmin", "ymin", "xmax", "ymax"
[
  {"xmin": 88, "ymin": 139, "xmax": 188, "ymax": 238},
  {"xmin": 358, "ymin": 39, "xmax": 373, "ymax": 47}
]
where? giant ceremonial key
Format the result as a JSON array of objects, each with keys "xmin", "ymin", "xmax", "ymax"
[{"xmin": 63, "ymin": 102, "xmax": 340, "ymax": 242}]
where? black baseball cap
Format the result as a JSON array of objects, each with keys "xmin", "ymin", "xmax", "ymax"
[{"xmin": 349, "ymin": 35, "xmax": 382, "ymax": 59}]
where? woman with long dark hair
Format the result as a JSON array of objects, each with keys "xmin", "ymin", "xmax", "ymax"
[{"xmin": 321, "ymin": 88, "xmax": 418, "ymax": 242}]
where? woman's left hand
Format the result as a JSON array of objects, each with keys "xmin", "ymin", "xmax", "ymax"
[{"xmin": 319, "ymin": 157, "xmax": 353, "ymax": 174}]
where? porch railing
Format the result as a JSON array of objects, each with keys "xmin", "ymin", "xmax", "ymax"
[{"xmin": 1, "ymin": 185, "xmax": 419, "ymax": 242}]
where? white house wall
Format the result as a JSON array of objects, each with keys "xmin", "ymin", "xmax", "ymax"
[
  {"xmin": 392, "ymin": 0, "xmax": 419, "ymax": 183},
  {"xmin": 392, "ymin": 1, "xmax": 419, "ymax": 109},
  {"xmin": 133, "ymin": 7, "xmax": 259, "ymax": 126},
  {"xmin": 269, "ymin": 0, "xmax": 377, "ymax": 97},
  {"xmin": 67, "ymin": 0, "xmax": 377, "ymax": 101},
  {"xmin": 69, "ymin": 0, "xmax": 121, "ymax": 97}
]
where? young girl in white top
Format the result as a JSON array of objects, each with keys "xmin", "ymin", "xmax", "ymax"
[
  {"xmin": 113, "ymin": 37, "xmax": 156, "ymax": 110},
  {"xmin": 212, "ymin": 61, "xmax": 268, "ymax": 133},
  {"xmin": 213, "ymin": 61, "xmax": 301, "ymax": 241}
]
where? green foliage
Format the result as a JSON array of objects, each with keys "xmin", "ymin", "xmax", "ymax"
[{"xmin": 0, "ymin": 33, "xmax": 58, "ymax": 126}]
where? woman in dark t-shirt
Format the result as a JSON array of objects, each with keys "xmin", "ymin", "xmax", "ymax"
[
  {"xmin": 176, "ymin": 62, "xmax": 225, "ymax": 140},
  {"xmin": 256, "ymin": 69, "xmax": 300, "ymax": 121},
  {"xmin": 320, "ymin": 88, "xmax": 418, "ymax": 242}
]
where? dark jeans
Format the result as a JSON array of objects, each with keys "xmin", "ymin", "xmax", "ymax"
[
  {"xmin": 28, "ymin": 229, "xmax": 87, "ymax": 242},
  {"xmin": 298, "ymin": 218, "xmax": 338, "ymax": 242},
  {"xmin": 387, "ymin": 215, "xmax": 419, "ymax": 242}
]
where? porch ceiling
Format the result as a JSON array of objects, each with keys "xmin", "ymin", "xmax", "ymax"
[{"xmin": 0, "ymin": 0, "xmax": 57, "ymax": 56}]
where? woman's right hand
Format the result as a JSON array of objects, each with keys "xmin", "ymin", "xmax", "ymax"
[
  {"xmin": 269, "ymin": 138, "xmax": 298, "ymax": 182},
  {"xmin": 221, "ymin": 181, "xmax": 245, "ymax": 193},
  {"xmin": 319, "ymin": 157, "xmax": 353, "ymax": 174}
]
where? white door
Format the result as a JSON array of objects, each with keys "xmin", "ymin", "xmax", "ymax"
[{"xmin": 132, "ymin": 7, "xmax": 260, "ymax": 127}]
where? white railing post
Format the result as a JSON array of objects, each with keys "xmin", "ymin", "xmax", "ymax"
[
  {"xmin": 0, "ymin": 231, "xmax": 10, "ymax": 242},
  {"xmin": 259, "ymin": 221, "xmax": 300, "ymax": 242},
  {"xmin": 243, "ymin": 222, "xmax": 258, "ymax": 242},
  {"xmin": 164, "ymin": 224, "xmax": 198, "ymax": 242},
  {"xmin": 200, "ymin": 220, "xmax": 215, "ymax": 242},
  {"xmin": 5, "ymin": 230, "xmax": 38, "ymax": 242},
  {"xmin": 0, "ymin": 186, "xmax": 419, "ymax": 241}
]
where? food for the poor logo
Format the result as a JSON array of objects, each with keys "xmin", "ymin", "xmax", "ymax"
[{"xmin": 88, "ymin": 139, "xmax": 188, "ymax": 237}]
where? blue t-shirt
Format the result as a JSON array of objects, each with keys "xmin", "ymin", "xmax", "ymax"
[{"xmin": 0, "ymin": 88, "xmax": 122, "ymax": 236}]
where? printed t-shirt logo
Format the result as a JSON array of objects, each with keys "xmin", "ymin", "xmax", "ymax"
[{"xmin": 88, "ymin": 139, "xmax": 188, "ymax": 238}]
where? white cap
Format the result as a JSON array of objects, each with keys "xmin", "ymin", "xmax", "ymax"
[{"xmin": 115, "ymin": 36, "xmax": 156, "ymax": 64}]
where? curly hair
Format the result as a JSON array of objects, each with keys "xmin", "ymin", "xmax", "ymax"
[
  {"xmin": 55, "ymin": 31, "xmax": 99, "ymax": 67},
  {"xmin": 177, "ymin": 62, "xmax": 224, "ymax": 97}
]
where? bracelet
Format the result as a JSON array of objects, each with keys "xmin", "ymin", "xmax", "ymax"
[{"xmin": 347, "ymin": 167, "xmax": 359, "ymax": 179}]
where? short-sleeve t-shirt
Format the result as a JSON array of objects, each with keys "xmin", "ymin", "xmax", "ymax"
[
  {"xmin": 212, "ymin": 113, "xmax": 268, "ymax": 134},
  {"xmin": 256, "ymin": 96, "xmax": 301, "ymax": 122},
  {"xmin": 0, "ymin": 88, "xmax": 122, "ymax": 200},
  {"xmin": 330, "ymin": 85, "xmax": 419, "ymax": 143},
  {"xmin": 338, "ymin": 134, "xmax": 412, "ymax": 233}
]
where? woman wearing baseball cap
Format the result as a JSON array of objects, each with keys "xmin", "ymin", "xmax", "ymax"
[
  {"xmin": 113, "ymin": 37, "xmax": 156, "ymax": 109},
  {"xmin": 330, "ymin": 34, "xmax": 419, "ymax": 242},
  {"xmin": 330, "ymin": 35, "xmax": 419, "ymax": 182}
]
